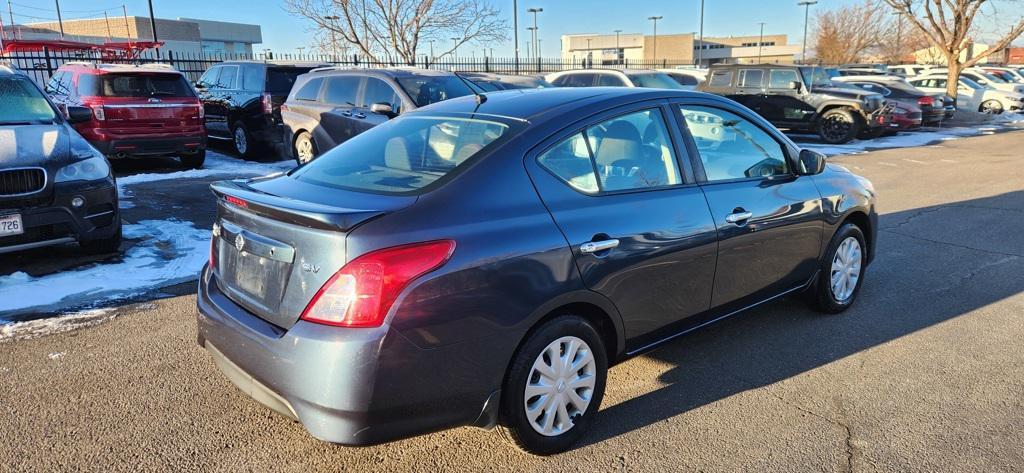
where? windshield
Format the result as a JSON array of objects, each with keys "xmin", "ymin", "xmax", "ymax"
[
  {"xmin": 291, "ymin": 115, "xmax": 509, "ymax": 194},
  {"xmin": 960, "ymin": 77, "xmax": 984, "ymax": 90},
  {"xmin": 0, "ymin": 76, "xmax": 58, "ymax": 124},
  {"xmin": 976, "ymin": 71, "xmax": 1007, "ymax": 83},
  {"xmin": 82, "ymin": 73, "xmax": 194, "ymax": 98},
  {"xmin": 799, "ymin": 67, "xmax": 833, "ymax": 88},
  {"xmin": 989, "ymin": 70, "xmax": 1023, "ymax": 83},
  {"xmin": 266, "ymin": 67, "xmax": 316, "ymax": 94},
  {"xmin": 625, "ymin": 72, "xmax": 684, "ymax": 89},
  {"xmin": 396, "ymin": 75, "xmax": 473, "ymax": 108}
]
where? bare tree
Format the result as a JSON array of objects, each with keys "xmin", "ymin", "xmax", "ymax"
[
  {"xmin": 882, "ymin": 0, "xmax": 1024, "ymax": 97},
  {"xmin": 285, "ymin": 0, "xmax": 508, "ymax": 65},
  {"xmin": 813, "ymin": 0, "xmax": 892, "ymax": 64}
]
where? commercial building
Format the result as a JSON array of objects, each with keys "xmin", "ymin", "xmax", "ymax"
[
  {"xmin": 561, "ymin": 32, "xmax": 800, "ymax": 66},
  {"xmin": 2, "ymin": 16, "xmax": 261, "ymax": 55}
]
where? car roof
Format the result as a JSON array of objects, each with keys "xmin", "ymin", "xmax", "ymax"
[
  {"xmin": 411, "ymin": 87, "xmax": 710, "ymax": 123},
  {"xmin": 0, "ymin": 62, "xmax": 22, "ymax": 76},
  {"xmin": 303, "ymin": 67, "xmax": 456, "ymax": 79},
  {"xmin": 58, "ymin": 62, "xmax": 185, "ymax": 75},
  {"xmin": 219, "ymin": 60, "xmax": 329, "ymax": 67}
]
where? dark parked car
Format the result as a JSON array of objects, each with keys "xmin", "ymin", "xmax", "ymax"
[
  {"xmin": 698, "ymin": 64, "xmax": 892, "ymax": 144},
  {"xmin": 280, "ymin": 67, "xmax": 473, "ymax": 164},
  {"xmin": 832, "ymin": 76, "xmax": 949, "ymax": 125},
  {"xmin": 545, "ymin": 69, "xmax": 686, "ymax": 89},
  {"xmin": 45, "ymin": 62, "xmax": 206, "ymax": 168},
  {"xmin": 197, "ymin": 87, "xmax": 877, "ymax": 454},
  {"xmin": 1, "ymin": 63, "xmax": 120, "ymax": 255},
  {"xmin": 195, "ymin": 61, "xmax": 327, "ymax": 159},
  {"xmin": 461, "ymin": 72, "xmax": 553, "ymax": 91}
]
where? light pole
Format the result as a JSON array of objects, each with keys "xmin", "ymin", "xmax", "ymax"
[
  {"xmin": 697, "ymin": 0, "xmax": 705, "ymax": 67},
  {"xmin": 648, "ymin": 16, "xmax": 663, "ymax": 61},
  {"xmin": 892, "ymin": 11, "xmax": 903, "ymax": 62},
  {"xmin": 513, "ymin": 0, "xmax": 519, "ymax": 73},
  {"xmin": 798, "ymin": 1, "xmax": 817, "ymax": 63},
  {"xmin": 147, "ymin": 0, "xmax": 159, "ymax": 58},
  {"xmin": 528, "ymin": 7, "xmax": 543, "ymax": 60},
  {"xmin": 757, "ymin": 22, "xmax": 766, "ymax": 63},
  {"xmin": 614, "ymin": 29, "xmax": 622, "ymax": 64},
  {"xmin": 428, "ymin": 39, "xmax": 435, "ymax": 61},
  {"xmin": 451, "ymin": 37, "xmax": 460, "ymax": 57},
  {"xmin": 526, "ymin": 27, "xmax": 537, "ymax": 59},
  {"xmin": 323, "ymin": 15, "xmax": 340, "ymax": 59}
]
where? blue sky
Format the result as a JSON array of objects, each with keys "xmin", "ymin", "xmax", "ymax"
[{"xmin": 8, "ymin": 0, "xmax": 1023, "ymax": 56}]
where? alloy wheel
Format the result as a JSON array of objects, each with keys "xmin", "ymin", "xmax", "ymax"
[
  {"xmin": 830, "ymin": 236, "xmax": 863, "ymax": 302},
  {"xmin": 980, "ymin": 100, "xmax": 1003, "ymax": 114},
  {"xmin": 296, "ymin": 136, "xmax": 314, "ymax": 164},
  {"xmin": 821, "ymin": 115, "xmax": 852, "ymax": 143},
  {"xmin": 234, "ymin": 127, "xmax": 248, "ymax": 155},
  {"xmin": 524, "ymin": 336, "xmax": 597, "ymax": 437}
]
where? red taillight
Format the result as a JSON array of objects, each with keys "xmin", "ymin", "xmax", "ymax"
[
  {"xmin": 262, "ymin": 92, "xmax": 273, "ymax": 115},
  {"xmin": 197, "ymin": 103, "xmax": 205, "ymax": 120},
  {"xmin": 224, "ymin": 195, "xmax": 248, "ymax": 209},
  {"xmin": 918, "ymin": 96, "xmax": 935, "ymax": 107},
  {"xmin": 300, "ymin": 240, "xmax": 456, "ymax": 328}
]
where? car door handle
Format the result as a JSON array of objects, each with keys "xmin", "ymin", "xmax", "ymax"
[
  {"xmin": 725, "ymin": 211, "xmax": 753, "ymax": 224},
  {"xmin": 354, "ymin": 113, "xmax": 366, "ymax": 119},
  {"xmin": 341, "ymin": 110, "xmax": 352, "ymax": 117},
  {"xmin": 580, "ymin": 239, "xmax": 619, "ymax": 254}
]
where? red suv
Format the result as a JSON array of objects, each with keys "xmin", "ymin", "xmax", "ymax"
[{"xmin": 45, "ymin": 62, "xmax": 207, "ymax": 168}]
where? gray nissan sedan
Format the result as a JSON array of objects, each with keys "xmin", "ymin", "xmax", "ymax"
[{"xmin": 197, "ymin": 87, "xmax": 877, "ymax": 455}]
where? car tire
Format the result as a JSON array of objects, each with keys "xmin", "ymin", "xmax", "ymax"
[
  {"xmin": 293, "ymin": 131, "xmax": 318, "ymax": 165},
  {"xmin": 807, "ymin": 222, "xmax": 867, "ymax": 313},
  {"xmin": 817, "ymin": 108, "xmax": 862, "ymax": 144},
  {"xmin": 231, "ymin": 123, "xmax": 257, "ymax": 159},
  {"xmin": 497, "ymin": 315, "xmax": 608, "ymax": 455},
  {"xmin": 80, "ymin": 218, "xmax": 122, "ymax": 255},
  {"xmin": 979, "ymin": 100, "xmax": 1004, "ymax": 114},
  {"xmin": 179, "ymin": 149, "xmax": 206, "ymax": 169}
]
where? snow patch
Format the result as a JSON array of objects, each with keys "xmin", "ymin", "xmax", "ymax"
[
  {"xmin": 802, "ymin": 126, "xmax": 985, "ymax": 156},
  {"xmin": 118, "ymin": 151, "xmax": 293, "ymax": 188},
  {"xmin": 1, "ymin": 308, "xmax": 117, "ymax": 342},
  {"xmin": 0, "ymin": 219, "xmax": 209, "ymax": 317},
  {"xmin": 47, "ymin": 352, "xmax": 66, "ymax": 360}
]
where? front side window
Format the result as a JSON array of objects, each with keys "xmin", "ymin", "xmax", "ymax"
[
  {"xmin": 538, "ymin": 108, "xmax": 682, "ymax": 193},
  {"xmin": 708, "ymin": 70, "xmax": 733, "ymax": 87},
  {"xmin": 0, "ymin": 76, "xmax": 59, "ymax": 124},
  {"xmin": 555, "ymin": 73, "xmax": 596, "ymax": 87},
  {"xmin": 626, "ymin": 72, "xmax": 684, "ymax": 89},
  {"xmin": 362, "ymin": 77, "xmax": 401, "ymax": 113},
  {"xmin": 669, "ymin": 73, "xmax": 699, "ymax": 86},
  {"xmin": 395, "ymin": 75, "xmax": 472, "ymax": 107},
  {"xmin": 215, "ymin": 66, "xmax": 238, "ymax": 89},
  {"xmin": 324, "ymin": 76, "xmax": 361, "ymax": 105},
  {"xmin": 737, "ymin": 69, "xmax": 764, "ymax": 88},
  {"xmin": 291, "ymin": 116, "xmax": 509, "ymax": 194},
  {"xmin": 596, "ymin": 74, "xmax": 627, "ymax": 87},
  {"xmin": 768, "ymin": 69, "xmax": 799, "ymax": 89},
  {"xmin": 197, "ymin": 67, "xmax": 220, "ymax": 89},
  {"xmin": 678, "ymin": 105, "xmax": 788, "ymax": 181}
]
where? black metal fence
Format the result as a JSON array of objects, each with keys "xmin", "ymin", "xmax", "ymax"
[{"xmin": 2, "ymin": 48, "xmax": 699, "ymax": 85}]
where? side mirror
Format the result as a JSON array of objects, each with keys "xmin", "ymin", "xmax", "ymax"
[
  {"xmin": 797, "ymin": 149, "xmax": 827, "ymax": 175},
  {"xmin": 370, "ymin": 102, "xmax": 396, "ymax": 117},
  {"xmin": 790, "ymin": 80, "xmax": 802, "ymax": 91},
  {"xmin": 65, "ymin": 105, "xmax": 93, "ymax": 124},
  {"xmin": 193, "ymin": 81, "xmax": 205, "ymax": 89}
]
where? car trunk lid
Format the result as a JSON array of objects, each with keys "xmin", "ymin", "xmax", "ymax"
[{"xmin": 210, "ymin": 176, "xmax": 415, "ymax": 329}]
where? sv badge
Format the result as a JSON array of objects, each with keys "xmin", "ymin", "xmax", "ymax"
[{"xmin": 301, "ymin": 263, "xmax": 321, "ymax": 274}]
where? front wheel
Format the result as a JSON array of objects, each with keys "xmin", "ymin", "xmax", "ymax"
[
  {"xmin": 817, "ymin": 108, "xmax": 862, "ymax": 144},
  {"xmin": 807, "ymin": 223, "xmax": 867, "ymax": 313},
  {"xmin": 498, "ymin": 315, "xmax": 608, "ymax": 455},
  {"xmin": 979, "ymin": 100, "xmax": 1004, "ymax": 114},
  {"xmin": 293, "ymin": 131, "xmax": 318, "ymax": 165}
]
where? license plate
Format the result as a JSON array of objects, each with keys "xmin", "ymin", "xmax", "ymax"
[{"xmin": 0, "ymin": 213, "xmax": 23, "ymax": 237}]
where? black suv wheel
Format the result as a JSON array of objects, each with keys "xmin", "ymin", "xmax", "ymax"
[{"xmin": 818, "ymin": 108, "xmax": 862, "ymax": 144}]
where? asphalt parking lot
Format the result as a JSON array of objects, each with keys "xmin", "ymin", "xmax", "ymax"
[{"xmin": 1, "ymin": 131, "xmax": 1023, "ymax": 472}]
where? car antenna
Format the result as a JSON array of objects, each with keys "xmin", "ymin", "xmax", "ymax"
[{"xmin": 453, "ymin": 71, "xmax": 488, "ymax": 106}]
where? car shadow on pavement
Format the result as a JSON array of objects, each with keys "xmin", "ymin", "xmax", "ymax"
[{"xmin": 577, "ymin": 190, "xmax": 1024, "ymax": 449}]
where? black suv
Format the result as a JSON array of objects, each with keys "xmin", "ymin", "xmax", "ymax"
[
  {"xmin": 0, "ymin": 63, "xmax": 120, "ymax": 255},
  {"xmin": 195, "ymin": 61, "xmax": 327, "ymax": 159},
  {"xmin": 698, "ymin": 64, "xmax": 892, "ymax": 144},
  {"xmin": 280, "ymin": 67, "xmax": 473, "ymax": 164}
]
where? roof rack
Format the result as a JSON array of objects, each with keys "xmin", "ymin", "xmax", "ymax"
[
  {"xmin": 61, "ymin": 61, "xmax": 179, "ymax": 72},
  {"xmin": 308, "ymin": 65, "xmax": 354, "ymax": 73}
]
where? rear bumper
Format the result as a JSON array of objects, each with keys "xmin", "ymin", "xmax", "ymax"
[
  {"xmin": 0, "ymin": 178, "xmax": 118, "ymax": 254},
  {"xmin": 195, "ymin": 266, "xmax": 497, "ymax": 446},
  {"xmin": 90, "ymin": 133, "xmax": 207, "ymax": 158}
]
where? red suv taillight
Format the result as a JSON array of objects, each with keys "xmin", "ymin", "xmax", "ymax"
[
  {"xmin": 262, "ymin": 92, "xmax": 273, "ymax": 115},
  {"xmin": 197, "ymin": 102, "xmax": 205, "ymax": 120},
  {"xmin": 300, "ymin": 240, "xmax": 456, "ymax": 328},
  {"xmin": 918, "ymin": 96, "xmax": 935, "ymax": 107}
]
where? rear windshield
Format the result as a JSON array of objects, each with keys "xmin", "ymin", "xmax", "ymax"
[
  {"xmin": 291, "ymin": 115, "xmax": 509, "ymax": 194},
  {"xmin": 0, "ymin": 76, "xmax": 58, "ymax": 124},
  {"xmin": 396, "ymin": 75, "xmax": 473, "ymax": 107},
  {"xmin": 624, "ymin": 72, "xmax": 684, "ymax": 89},
  {"xmin": 81, "ymin": 73, "xmax": 194, "ymax": 98},
  {"xmin": 266, "ymin": 67, "xmax": 315, "ymax": 94}
]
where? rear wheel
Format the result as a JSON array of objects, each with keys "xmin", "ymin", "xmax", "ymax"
[
  {"xmin": 294, "ymin": 131, "xmax": 318, "ymax": 165},
  {"xmin": 232, "ymin": 123, "xmax": 257, "ymax": 159},
  {"xmin": 497, "ymin": 315, "xmax": 608, "ymax": 455},
  {"xmin": 179, "ymin": 149, "xmax": 206, "ymax": 169},
  {"xmin": 979, "ymin": 100, "xmax": 1004, "ymax": 114},
  {"xmin": 807, "ymin": 223, "xmax": 866, "ymax": 313},
  {"xmin": 817, "ymin": 108, "xmax": 862, "ymax": 144}
]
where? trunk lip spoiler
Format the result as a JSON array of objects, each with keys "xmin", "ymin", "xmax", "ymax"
[{"xmin": 210, "ymin": 179, "xmax": 407, "ymax": 232}]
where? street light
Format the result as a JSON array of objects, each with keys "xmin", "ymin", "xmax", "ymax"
[
  {"xmin": 757, "ymin": 22, "xmax": 766, "ymax": 64},
  {"xmin": 528, "ymin": 7, "xmax": 543, "ymax": 60},
  {"xmin": 798, "ymin": 1, "xmax": 817, "ymax": 63},
  {"xmin": 428, "ymin": 39, "xmax": 435, "ymax": 60},
  {"xmin": 697, "ymin": 0, "xmax": 705, "ymax": 67},
  {"xmin": 323, "ymin": 15, "xmax": 340, "ymax": 59},
  {"xmin": 513, "ymin": 0, "xmax": 519, "ymax": 73},
  {"xmin": 451, "ymin": 37, "xmax": 461, "ymax": 57},
  {"xmin": 526, "ymin": 27, "xmax": 537, "ymax": 59},
  {"xmin": 614, "ymin": 29, "xmax": 622, "ymax": 64},
  {"xmin": 648, "ymin": 16, "xmax": 663, "ymax": 61}
]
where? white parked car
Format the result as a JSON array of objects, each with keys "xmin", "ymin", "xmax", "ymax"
[
  {"xmin": 982, "ymin": 67, "xmax": 1024, "ymax": 84},
  {"xmin": 657, "ymin": 68, "xmax": 707, "ymax": 90},
  {"xmin": 909, "ymin": 74, "xmax": 1023, "ymax": 114},
  {"xmin": 886, "ymin": 64, "xmax": 933, "ymax": 78},
  {"xmin": 545, "ymin": 69, "xmax": 685, "ymax": 89},
  {"xmin": 927, "ymin": 68, "xmax": 1024, "ymax": 94}
]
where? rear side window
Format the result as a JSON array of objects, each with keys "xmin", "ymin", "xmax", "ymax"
[
  {"xmin": 596, "ymin": 74, "xmax": 626, "ymax": 86},
  {"xmin": 539, "ymin": 108, "xmax": 682, "ymax": 193},
  {"xmin": 291, "ymin": 116, "xmax": 509, "ymax": 194},
  {"xmin": 670, "ymin": 73, "xmax": 699, "ymax": 86},
  {"xmin": 678, "ymin": 105, "xmax": 788, "ymax": 181},
  {"xmin": 555, "ymin": 73, "xmax": 596, "ymax": 87},
  {"xmin": 708, "ymin": 70, "xmax": 733, "ymax": 87},
  {"xmin": 92, "ymin": 73, "xmax": 195, "ymax": 98},
  {"xmin": 324, "ymin": 76, "xmax": 361, "ymax": 105},
  {"xmin": 266, "ymin": 67, "xmax": 314, "ymax": 94},
  {"xmin": 737, "ymin": 69, "xmax": 764, "ymax": 88},
  {"xmin": 768, "ymin": 69, "xmax": 799, "ymax": 88},
  {"xmin": 241, "ymin": 65, "xmax": 263, "ymax": 91},
  {"xmin": 293, "ymin": 78, "xmax": 323, "ymax": 101}
]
